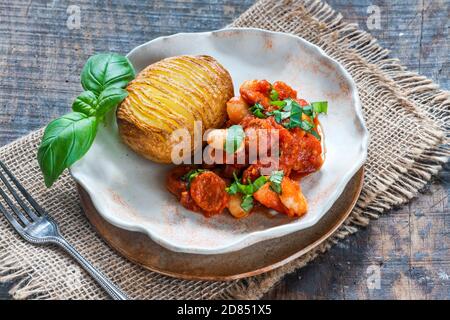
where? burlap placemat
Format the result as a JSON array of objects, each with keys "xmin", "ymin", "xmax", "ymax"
[{"xmin": 0, "ymin": 0, "xmax": 448, "ymax": 299}]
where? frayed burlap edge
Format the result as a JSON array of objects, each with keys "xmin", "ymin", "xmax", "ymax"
[
  {"xmin": 214, "ymin": 0, "xmax": 449, "ymax": 299},
  {"xmin": 0, "ymin": 130, "xmax": 53, "ymax": 300},
  {"xmin": 0, "ymin": 252, "xmax": 50, "ymax": 300}
]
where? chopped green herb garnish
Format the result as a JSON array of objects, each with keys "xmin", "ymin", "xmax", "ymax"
[
  {"xmin": 253, "ymin": 175, "xmax": 269, "ymax": 190},
  {"xmin": 224, "ymin": 125, "xmax": 245, "ymax": 154},
  {"xmin": 270, "ymin": 89, "xmax": 279, "ymax": 101},
  {"xmin": 287, "ymin": 100, "xmax": 302, "ymax": 126},
  {"xmin": 251, "ymin": 97, "xmax": 326, "ymax": 141},
  {"xmin": 251, "ymin": 103, "xmax": 267, "ymax": 119},
  {"xmin": 267, "ymin": 109, "xmax": 290, "ymax": 123},
  {"xmin": 311, "ymin": 101, "xmax": 328, "ymax": 114},
  {"xmin": 225, "ymin": 181, "xmax": 239, "ymax": 195},
  {"xmin": 181, "ymin": 169, "xmax": 206, "ymax": 189},
  {"xmin": 302, "ymin": 104, "xmax": 314, "ymax": 117},
  {"xmin": 308, "ymin": 128, "xmax": 321, "ymax": 140},
  {"xmin": 269, "ymin": 99, "xmax": 323, "ymax": 140},
  {"xmin": 269, "ymin": 170, "xmax": 284, "ymax": 194},
  {"xmin": 284, "ymin": 118, "xmax": 321, "ymax": 140},
  {"xmin": 226, "ymin": 173, "xmax": 269, "ymax": 212},
  {"xmin": 226, "ymin": 172, "xmax": 267, "ymax": 196},
  {"xmin": 269, "ymin": 100, "xmax": 286, "ymax": 107},
  {"xmin": 281, "ymin": 99, "xmax": 294, "ymax": 112},
  {"xmin": 299, "ymin": 119, "xmax": 314, "ymax": 132},
  {"xmin": 225, "ymin": 173, "xmax": 244, "ymax": 195},
  {"xmin": 240, "ymin": 194, "xmax": 254, "ymax": 212}
]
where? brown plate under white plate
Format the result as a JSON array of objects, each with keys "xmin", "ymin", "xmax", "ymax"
[{"xmin": 77, "ymin": 168, "xmax": 363, "ymax": 281}]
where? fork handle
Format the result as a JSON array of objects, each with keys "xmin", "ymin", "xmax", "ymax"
[{"xmin": 52, "ymin": 236, "xmax": 129, "ymax": 300}]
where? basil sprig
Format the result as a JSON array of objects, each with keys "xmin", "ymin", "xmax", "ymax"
[
  {"xmin": 38, "ymin": 53, "xmax": 135, "ymax": 187},
  {"xmin": 226, "ymin": 171, "xmax": 284, "ymax": 212}
]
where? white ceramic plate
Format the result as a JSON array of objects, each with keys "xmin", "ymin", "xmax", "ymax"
[{"xmin": 71, "ymin": 28, "xmax": 369, "ymax": 254}]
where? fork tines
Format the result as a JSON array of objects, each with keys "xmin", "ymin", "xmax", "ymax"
[{"xmin": 0, "ymin": 160, "xmax": 44, "ymax": 230}]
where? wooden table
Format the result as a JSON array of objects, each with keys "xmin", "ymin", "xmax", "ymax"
[{"xmin": 0, "ymin": 0, "xmax": 448, "ymax": 299}]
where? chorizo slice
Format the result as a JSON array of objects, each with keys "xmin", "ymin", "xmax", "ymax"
[{"xmin": 189, "ymin": 171, "xmax": 228, "ymax": 216}]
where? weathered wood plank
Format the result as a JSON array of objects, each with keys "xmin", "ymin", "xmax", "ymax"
[
  {"xmin": 327, "ymin": 0, "xmax": 449, "ymax": 87},
  {"xmin": 0, "ymin": 0, "xmax": 256, "ymax": 146},
  {"xmin": 263, "ymin": 0, "xmax": 449, "ymax": 299},
  {"xmin": 0, "ymin": 0, "xmax": 448, "ymax": 300},
  {"xmin": 264, "ymin": 163, "xmax": 450, "ymax": 299}
]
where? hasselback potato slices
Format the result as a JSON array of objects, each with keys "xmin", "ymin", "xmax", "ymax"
[{"xmin": 117, "ymin": 55, "xmax": 234, "ymax": 163}]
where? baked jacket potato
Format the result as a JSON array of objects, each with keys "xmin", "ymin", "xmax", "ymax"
[{"xmin": 117, "ymin": 55, "xmax": 234, "ymax": 163}]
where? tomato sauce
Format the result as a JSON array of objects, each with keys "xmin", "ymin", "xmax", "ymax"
[{"xmin": 166, "ymin": 80, "xmax": 325, "ymax": 218}]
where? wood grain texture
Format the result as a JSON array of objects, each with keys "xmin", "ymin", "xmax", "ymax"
[{"xmin": 0, "ymin": 0, "xmax": 448, "ymax": 299}]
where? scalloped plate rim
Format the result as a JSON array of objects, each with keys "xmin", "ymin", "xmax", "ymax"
[{"xmin": 70, "ymin": 28, "xmax": 369, "ymax": 254}]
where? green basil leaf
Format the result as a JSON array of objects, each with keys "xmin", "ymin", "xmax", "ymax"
[
  {"xmin": 253, "ymin": 109, "xmax": 267, "ymax": 119},
  {"xmin": 237, "ymin": 173, "xmax": 254, "ymax": 194},
  {"xmin": 72, "ymin": 91, "xmax": 98, "ymax": 116},
  {"xmin": 238, "ymin": 181, "xmax": 254, "ymax": 195},
  {"xmin": 269, "ymin": 170, "xmax": 284, "ymax": 194},
  {"xmin": 37, "ymin": 112, "xmax": 98, "ymax": 187},
  {"xmin": 96, "ymin": 87, "xmax": 128, "ymax": 118},
  {"xmin": 226, "ymin": 173, "xmax": 241, "ymax": 195},
  {"xmin": 81, "ymin": 53, "xmax": 135, "ymax": 96},
  {"xmin": 289, "ymin": 101, "xmax": 302, "ymax": 124},
  {"xmin": 227, "ymin": 173, "xmax": 252, "ymax": 195},
  {"xmin": 309, "ymin": 129, "xmax": 321, "ymax": 140},
  {"xmin": 266, "ymin": 110, "xmax": 278, "ymax": 122},
  {"xmin": 225, "ymin": 182, "xmax": 239, "ymax": 195},
  {"xmin": 280, "ymin": 111, "xmax": 292, "ymax": 121},
  {"xmin": 270, "ymin": 100, "xmax": 286, "ymax": 107},
  {"xmin": 224, "ymin": 125, "xmax": 245, "ymax": 154},
  {"xmin": 227, "ymin": 173, "xmax": 269, "ymax": 197},
  {"xmin": 251, "ymin": 103, "xmax": 267, "ymax": 119},
  {"xmin": 240, "ymin": 194, "xmax": 254, "ymax": 212},
  {"xmin": 270, "ymin": 184, "xmax": 282, "ymax": 194},
  {"xmin": 300, "ymin": 120, "xmax": 314, "ymax": 132},
  {"xmin": 268, "ymin": 110, "xmax": 290, "ymax": 123},
  {"xmin": 311, "ymin": 101, "xmax": 328, "ymax": 114},
  {"xmin": 302, "ymin": 105, "xmax": 314, "ymax": 117},
  {"xmin": 281, "ymin": 99, "xmax": 292, "ymax": 111},
  {"xmin": 269, "ymin": 89, "xmax": 279, "ymax": 101},
  {"xmin": 301, "ymin": 120, "xmax": 321, "ymax": 140},
  {"xmin": 253, "ymin": 175, "xmax": 268, "ymax": 191}
]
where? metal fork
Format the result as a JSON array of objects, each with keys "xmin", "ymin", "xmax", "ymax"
[{"xmin": 0, "ymin": 160, "xmax": 128, "ymax": 300}]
